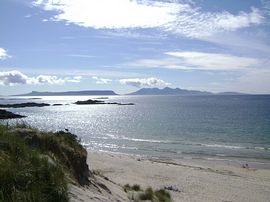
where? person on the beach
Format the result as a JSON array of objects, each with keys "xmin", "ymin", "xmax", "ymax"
[{"xmin": 242, "ymin": 163, "xmax": 249, "ymax": 169}]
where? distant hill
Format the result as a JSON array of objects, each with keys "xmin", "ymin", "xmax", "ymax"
[
  {"xmin": 15, "ymin": 90, "xmax": 118, "ymax": 96},
  {"xmin": 217, "ymin": 92, "xmax": 247, "ymax": 95},
  {"xmin": 128, "ymin": 87, "xmax": 213, "ymax": 96}
]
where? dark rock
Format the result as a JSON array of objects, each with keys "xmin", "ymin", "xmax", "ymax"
[
  {"xmin": 75, "ymin": 99, "xmax": 135, "ymax": 106},
  {"xmin": 52, "ymin": 104, "xmax": 63, "ymax": 106},
  {"xmin": 0, "ymin": 102, "xmax": 50, "ymax": 108},
  {"xmin": 0, "ymin": 109, "xmax": 26, "ymax": 119},
  {"xmin": 74, "ymin": 99, "xmax": 106, "ymax": 105},
  {"xmin": 94, "ymin": 97, "xmax": 109, "ymax": 99}
]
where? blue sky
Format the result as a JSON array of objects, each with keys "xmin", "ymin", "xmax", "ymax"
[{"xmin": 0, "ymin": 0, "xmax": 270, "ymax": 95}]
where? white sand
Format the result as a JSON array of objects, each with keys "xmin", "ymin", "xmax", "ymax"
[{"xmin": 83, "ymin": 151, "xmax": 270, "ymax": 202}]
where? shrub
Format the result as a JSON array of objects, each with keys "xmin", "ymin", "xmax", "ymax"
[
  {"xmin": 124, "ymin": 184, "xmax": 142, "ymax": 192},
  {"xmin": 155, "ymin": 189, "xmax": 171, "ymax": 202},
  {"xmin": 124, "ymin": 183, "xmax": 172, "ymax": 202},
  {"xmin": 139, "ymin": 187, "xmax": 154, "ymax": 201},
  {"xmin": 132, "ymin": 184, "xmax": 141, "ymax": 191}
]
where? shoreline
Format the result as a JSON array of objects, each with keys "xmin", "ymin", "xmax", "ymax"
[
  {"xmin": 86, "ymin": 149, "xmax": 270, "ymax": 170},
  {"xmin": 86, "ymin": 150, "xmax": 270, "ymax": 202}
]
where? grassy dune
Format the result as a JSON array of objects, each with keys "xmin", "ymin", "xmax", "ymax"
[
  {"xmin": 0, "ymin": 124, "xmax": 173, "ymax": 202},
  {"xmin": 0, "ymin": 124, "xmax": 89, "ymax": 202}
]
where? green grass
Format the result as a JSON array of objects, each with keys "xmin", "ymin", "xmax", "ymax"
[
  {"xmin": 124, "ymin": 184, "xmax": 172, "ymax": 202},
  {"xmin": 139, "ymin": 187, "xmax": 154, "ymax": 200},
  {"xmin": 124, "ymin": 184, "xmax": 142, "ymax": 192},
  {"xmin": 0, "ymin": 124, "xmax": 90, "ymax": 202},
  {"xmin": 154, "ymin": 189, "xmax": 172, "ymax": 202},
  {"xmin": 139, "ymin": 188, "xmax": 172, "ymax": 202}
]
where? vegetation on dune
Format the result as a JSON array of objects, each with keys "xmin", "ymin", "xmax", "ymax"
[
  {"xmin": 0, "ymin": 124, "xmax": 90, "ymax": 202},
  {"xmin": 124, "ymin": 184, "xmax": 142, "ymax": 192},
  {"xmin": 124, "ymin": 184, "xmax": 172, "ymax": 202},
  {"xmin": 0, "ymin": 123, "xmax": 173, "ymax": 202}
]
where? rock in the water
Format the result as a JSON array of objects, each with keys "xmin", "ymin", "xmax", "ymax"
[
  {"xmin": 74, "ymin": 99, "xmax": 134, "ymax": 106},
  {"xmin": 0, "ymin": 102, "xmax": 50, "ymax": 108},
  {"xmin": 75, "ymin": 99, "xmax": 105, "ymax": 105},
  {"xmin": 0, "ymin": 109, "xmax": 26, "ymax": 119},
  {"xmin": 52, "ymin": 104, "xmax": 63, "ymax": 106}
]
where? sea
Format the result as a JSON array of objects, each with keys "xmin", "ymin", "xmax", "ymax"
[{"xmin": 1, "ymin": 95, "xmax": 270, "ymax": 164}]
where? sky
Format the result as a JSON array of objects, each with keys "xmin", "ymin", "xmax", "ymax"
[{"xmin": 0, "ymin": 0, "xmax": 270, "ymax": 95}]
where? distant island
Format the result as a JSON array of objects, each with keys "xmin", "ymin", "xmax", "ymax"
[
  {"xmin": 11, "ymin": 88, "xmax": 248, "ymax": 97},
  {"xmin": 217, "ymin": 92, "xmax": 247, "ymax": 95},
  {"xmin": 128, "ymin": 87, "xmax": 248, "ymax": 96},
  {"xmin": 15, "ymin": 90, "xmax": 118, "ymax": 96},
  {"xmin": 128, "ymin": 87, "xmax": 213, "ymax": 95}
]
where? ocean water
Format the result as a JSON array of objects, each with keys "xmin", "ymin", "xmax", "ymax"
[{"xmin": 1, "ymin": 95, "xmax": 270, "ymax": 163}]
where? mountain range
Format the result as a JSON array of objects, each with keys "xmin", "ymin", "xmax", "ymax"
[
  {"xmin": 128, "ymin": 87, "xmax": 213, "ymax": 95},
  {"xmin": 13, "ymin": 88, "xmax": 247, "ymax": 96}
]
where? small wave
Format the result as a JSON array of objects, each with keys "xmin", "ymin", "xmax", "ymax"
[
  {"xmin": 120, "ymin": 146, "xmax": 138, "ymax": 150},
  {"xmin": 81, "ymin": 142, "xmax": 91, "ymax": 146},
  {"xmin": 92, "ymin": 134, "xmax": 270, "ymax": 151},
  {"xmin": 103, "ymin": 133, "xmax": 173, "ymax": 143},
  {"xmin": 253, "ymin": 147, "xmax": 269, "ymax": 150},
  {"xmin": 183, "ymin": 156, "xmax": 193, "ymax": 160},
  {"xmin": 199, "ymin": 143, "xmax": 270, "ymax": 151},
  {"xmin": 122, "ymin": 137, "xmax": 172, "ymax": 143},
  {"xmin": 216, "ymin": 154, "xmax": 227, "ymax": 157},
  {"xmin": 199, "ymin": 143, "xmax": 245, "ymax": 149},
  {"xmin": 206, "ymin": 157, "xmax": 228, "ymax": 161},
  {"xmin": 81, "ymin": 141, "xmax": 119, "ymax": 149}
]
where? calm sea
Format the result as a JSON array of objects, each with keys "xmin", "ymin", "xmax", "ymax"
[{"xmin": 1, "ymin": 95, "xmax": 270, "ymax": 163}]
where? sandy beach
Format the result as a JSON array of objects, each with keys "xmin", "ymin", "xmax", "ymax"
[{"xmin": 74, "ymin": 151, "xmax": 270, "ymax": 202}]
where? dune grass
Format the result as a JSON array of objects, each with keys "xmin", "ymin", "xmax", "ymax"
[
  {"xmin": 124, "ymin": 184, "xmax": 172, "ymax": 202},
  {"xmin": 0, "ymin": 124, "xmax": 90, "ymax": 202}
]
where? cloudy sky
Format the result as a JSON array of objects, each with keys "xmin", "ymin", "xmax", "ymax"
[{"xmin": 0, "ymin": 0, "xmax": 270, "ymax": 95}]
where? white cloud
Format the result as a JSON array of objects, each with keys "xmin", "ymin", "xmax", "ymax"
[
  {"xmin": 104, "ymin": 30, "xmax": 167, "ymax": 40},
  {"xmin": 92, "ymin": 76, "xmax": 112, "ymax": 84},
  {"xmin": 127, "ymin": 51, "xmax": 260, "ymax": 71},
  {"xmin": 33, "ymin": 0, "xmax": 183, "ymax": 29},
  {"xmin": 66, "ymin": 76, "xmax": 82, "ymax": 83},
  {"xmin": 165, "ymin": 51, "xmax": 259, "ymax": 70},
  {"xmin": 0, "ymin": 70, "xmax": 82, "ymax": 86},
  {"xmin": 0, "ymin": 48, "xmax": 10, "ymax": 60},
  {"xmin": 166, "ymin": 7, "xmax": 263, "ymax": 38},
  {"xmin": 201, "ymin": 31, "xmax": 270, "ymax": 54},
  {"xmin": 0, "ymin": 70, "xmax": 28, "ymax": 86},
  {"xmin": 120, "ymin": 77, "xmax": 171, "ymax": 88},
  {"xmin": 33, "ymin": 0, "xmax": 264, "ymax": 39}
]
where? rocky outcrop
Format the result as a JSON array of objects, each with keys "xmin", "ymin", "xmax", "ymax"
[
  {"xmin": 0, "ymin": 102, "xmax": 50, "ymax": 108},
  {"xmin": 0, "ymin": 109, "xmax": 26, "ymax": 119},
  {"xmin": 75, "ymin": 99, "xmax": 105, "ymax": 105},
  {"xmin": 74, "ymin": 99, "xmax": 134, "ymax": 106},
  {"xmin": 52, "ymin": 104, "xmax": 63, "ymax": 106}
]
